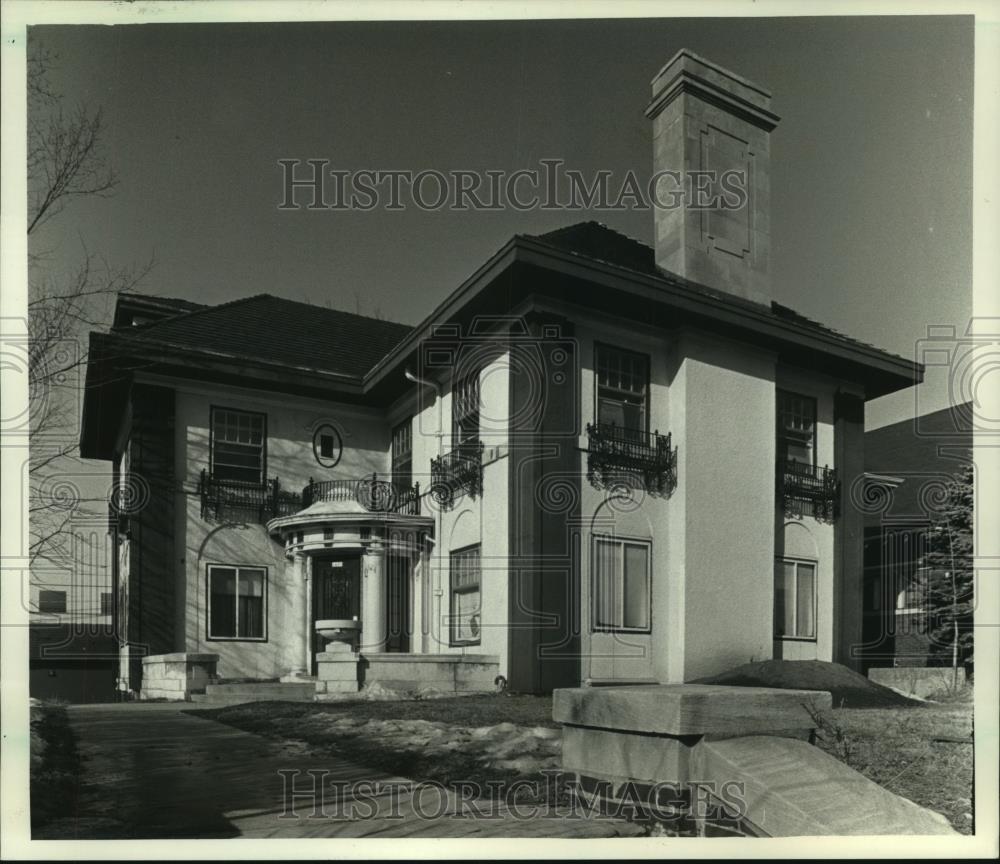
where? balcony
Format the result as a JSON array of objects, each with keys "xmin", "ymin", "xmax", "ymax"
[
  {"xmin": 302, "ymin": 474, "xmax": 421, "ymax": 516},
  {"xmin": 778, "ymin": 459, "xmax": 840, "ymax": 522},
  {"xmin": 429, "ymin": 441, "xmax": 484, "ymax": 508},
  {"xmin": 585, "ymin": 422, "xmax": 677, "ymax": 495},
  {"xmin": 199, "ymin": 470, "xmax": 302, "ymax": 524}
]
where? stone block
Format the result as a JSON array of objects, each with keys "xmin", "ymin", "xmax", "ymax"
[
  {"xmin": 561, "ymin": 725, "xmax": 693, "ymax": 785},
  {"xmin": 553, "ymin": 684, "xmax": 829, "ymax": 738},
  {"xmin": 691, "ymin": 735, "xmax": 956, "ymax": 836}
]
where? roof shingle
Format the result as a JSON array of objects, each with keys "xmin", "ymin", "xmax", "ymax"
[{"xmin": 126, "ymin": 294, "xmax": 413, "ymax": 378}]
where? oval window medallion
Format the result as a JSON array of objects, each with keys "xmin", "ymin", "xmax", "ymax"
[{"xmin": 313, "ymin": 424, "xmax": 343, "ymax": 468}]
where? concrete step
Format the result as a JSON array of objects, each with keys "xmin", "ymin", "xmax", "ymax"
[{"xmin": 196, "ymin": 681, "xmax": 315, "ymax": 703}]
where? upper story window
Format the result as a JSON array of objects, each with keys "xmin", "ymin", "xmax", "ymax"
[
  {"xmin": 777, "ymin": 390, "xmax": 816, "ymax": 465},
  {"xmin": 595, "ymin": 344, "xmax": 648, "ymax": 435},
  {"xmin": 211, "ymin": 407, "xmax": 266, "ymax": 484},
  {"xmin": 452, "ymin": 370, "xmax": 480, "ymax": 451},
  {"xmin": 391, "ymin": 417, "xmax": 413, "ymax": 487}
]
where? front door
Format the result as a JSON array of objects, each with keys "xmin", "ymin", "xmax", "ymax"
[
  {"xmin": 385, "ymin": 554, "xmax": 411, "ymax": 653},
  {"xmin": 313, "ymin": 556, "xmax": 361, "ymax": 670}
]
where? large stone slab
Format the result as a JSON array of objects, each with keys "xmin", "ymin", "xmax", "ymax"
[
  {"xmin": 360, "ymin": 653, "xmax": 499, "ymax": 694},
  {"xmin": 553, "ymin": 684, "xmax": 830, "ymax": 737},
  {"xmin": 692, "ymin": 735, "xmax": 956, "ymax": 836},
  {"xmin": 141, "ymin": 652, "xmax": 219, "ymax": 701}
]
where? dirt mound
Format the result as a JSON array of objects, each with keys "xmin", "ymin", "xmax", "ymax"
[{"xmin": 696, "ymin": 659, "xmax": 921, "ymax": 709}]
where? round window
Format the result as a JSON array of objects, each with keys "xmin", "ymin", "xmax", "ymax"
[{"xmin": 313, "ymin": 424, "xmax": 343, "ymax": 468}]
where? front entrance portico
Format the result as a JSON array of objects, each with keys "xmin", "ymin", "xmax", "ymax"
[{"xmin": 266, "ymin": 483, "xmax": 434, "ymax": 681}]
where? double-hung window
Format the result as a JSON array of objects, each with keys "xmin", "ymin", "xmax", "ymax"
[
  {"xmin": 592, "ymin": 536, "xmax": 651, "ymax": 632},
  {"xmin": 777, "ymin": 391, "xmax": 816, "ymax": 466},
  {"xmin": 449, "ymin": 545, "xmax": 481, "ymax": 645},
  {"xmin": 391, "ymin": 418, "xmax": 413, "ymax": 488},
  {"xmin": 452, "ymin": 371, "xmax": 480, "ymax": 453},
  {"xmin": 210, "ymin": 408, "xmax": 266, "ymax": 484},
  {"xmin": 208, "ymin": 565, "xmax": 267, "ymax": 640},
  {"xmin": 595, "ymin": 344, "xmax": 649, "ymax": 437},
  {"xmin": 774, "ymin": 558, "xmax": 816, "ymax": 639}
]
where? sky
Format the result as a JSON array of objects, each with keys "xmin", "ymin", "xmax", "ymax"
[{"xmin": 29, "ymin": 15, "xmax": 974, "ymax": 431}]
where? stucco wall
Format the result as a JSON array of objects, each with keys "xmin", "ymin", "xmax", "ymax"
[
  {"xmin": 168, "ymin": 379, "xmax": 390, "ymax": 679},
  {"xmin": 772, "ymin": 366, "xmax": 838, "ymax": 663},
  {"xmin": 387, "ymin": 348, "xmax": 510, "ymax": 677},
  {"xmin": 574, "ymin": 317, "xmax": 673, "ymax": 684},
  {"xmin": 673, "ymin": 329, "xmax": 777, "ymax": 681}
]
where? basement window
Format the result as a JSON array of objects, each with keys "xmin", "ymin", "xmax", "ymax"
[
  {"xmin": 774, "ymin": 558, "xmax": 816, "ymax": 640},
  {"xmin": 207, "ymin": 565, "xmax": 267, "ymax": 641}
]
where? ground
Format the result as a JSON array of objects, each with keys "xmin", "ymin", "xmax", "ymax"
[
  {"xmin": 29, "ymin": 669, "xmax": 974, "ymax": 837},
  {"xmin": 190, "ymin": 690, "xmax": 975, "ymax": 834}
]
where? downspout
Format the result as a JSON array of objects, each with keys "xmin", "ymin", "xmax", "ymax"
[{"xmin": 404, "ymin": 368, "xmax": 443, "ymax": 654}]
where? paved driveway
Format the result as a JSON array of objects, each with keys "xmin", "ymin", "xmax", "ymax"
[{"xmin": 37, "ymin": 702, "xmax": 641, "ymax": 839}]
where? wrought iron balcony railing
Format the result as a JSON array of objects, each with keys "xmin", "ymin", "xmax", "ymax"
[
  {"xmin": 302, "ymin": 474, "xmax": 421, "ymax": 516},
  {"xmin": 778, "ymin": 459, "xmax": 840, "ymax": 522},
  {"xmin": 430, "ymin": 441, "xmax": 484, "ymax": 508},
  {"xmin": 585, "ymin": 422, "xmax": 677, "ymax": 495},
  {"xmin": 199, "ymin": 470, "xmax": 302, "ymax": 524}
]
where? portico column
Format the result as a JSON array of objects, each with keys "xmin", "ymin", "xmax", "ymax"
[
  {"xmin": 282, "ymin": 555, "xmax": 311, "ymax": 680},
  {"xmin": 281, "ymin": 553, "xmax": 309, "ymax": 681},
  {"xmin": 361, "ymin": 541, "xmax": 386, "ymax": 653},
  {"xmin": 303, "ymin": 555, "xmax": 313, "ymax": 672}
]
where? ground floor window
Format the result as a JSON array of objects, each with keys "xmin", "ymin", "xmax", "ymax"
[
  {"xmin": 450, "ymin": 545, "xmax": 481, "ymax": 646},
  {"xmin": 208, "ymin": 565, "xmax": 267, "ymax": 640},
  {"xmin": 775, "ymin": 558, "xmax": 816, "ymax": 639},
  {"xmin": 592, "ymin": 535, "xmax": 651, "ymax": 632}
]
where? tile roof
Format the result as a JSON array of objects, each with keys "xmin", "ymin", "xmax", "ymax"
[
  {"xmin": 124, "ymin": 293, "xmax": 413, "ymax": 378},
  {"xmin": 530, "ymin": 221, "xmax": 894, "ymax": 359}
]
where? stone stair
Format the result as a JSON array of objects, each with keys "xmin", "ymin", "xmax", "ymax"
[{"xmin": 189, "ymin": 680, "xmax": 315, "ymax": 704}]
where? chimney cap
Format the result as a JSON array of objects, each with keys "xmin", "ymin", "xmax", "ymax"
[{"xmin": 646, "ymin": 48, "xmax": 779, "ymax": 130}]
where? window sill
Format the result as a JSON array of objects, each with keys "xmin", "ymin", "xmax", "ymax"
[
  {"xmin": 592, "ymin": 626, "xmax": 652, "ymax": 635},
  {"xmin": 773, "ymin": 635, "xmax": 817, "ymax": 643},
  {"xmin": 206, "ymin": 636, "xmax": 268, "ymax": 643}
]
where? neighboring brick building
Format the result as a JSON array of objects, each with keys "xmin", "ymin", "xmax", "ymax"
[{"xmin": 859, "ymin": 403, "xmax": 973, "ymax": 671}]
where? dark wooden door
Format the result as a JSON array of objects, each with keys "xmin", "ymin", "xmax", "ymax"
[
  {"xmin": 385, "ymin": 554, "xmax": 411, "ymax": 653},
  {"xmin": 313, "ymin": 556, "xmax": 361, "ymax": 673},
  {"xmin": 314, "ymin": 556, "xmax": 361, "ymax": 620}
]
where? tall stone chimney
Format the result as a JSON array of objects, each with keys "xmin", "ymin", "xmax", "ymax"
[{"xmin": 647, "ymin": 50, "xmax": 779, "ymax": 306}]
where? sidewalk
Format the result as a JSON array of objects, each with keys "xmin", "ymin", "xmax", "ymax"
[{"xmin": 36, "ymin": 702, "xmax": 643, "ymax": 839}]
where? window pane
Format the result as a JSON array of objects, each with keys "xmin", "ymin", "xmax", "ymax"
[
  {"xmin": 210, "ymin": 568, "xmax": 237, "ymax": 637},
  {"xmin": 38, "ymin": 590, "xmax": 67, "ymax": 614},
  {"xmin": 598, "ymin": 397, "xmax": 626, "ymax": 428},
  {"xmin": 238, "ymin": 569, "xmax": 265, "ymax": 638},
  {"xmin": 212, "ymin": 409, "xmax": 264, "ymax": 483},
  {"xmin": 593, "ymin": 538, "xmax": 620, "ymax": 628},
  {"xmin": 623, "ymin": 543, "xmax": 650, "ymax": 629},
  {"xmin": 796, "ymin": 563, "xmax": 816, "ymax": 638},
  {"xmin": 774, "ymin": 561, "xmax": 796, "ymax": 637},
  {"xmin": 453, "ymin": 587, "xmax": 481, "ymax": 643},
  {"xmin": 450, "ymin": 547, "xmax": 481, "ymax": 643}
]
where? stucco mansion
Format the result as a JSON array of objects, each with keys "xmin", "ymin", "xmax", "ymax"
[{"xmin": 80, "ymin": 51, "xmax": 921, "ymax": 700}]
